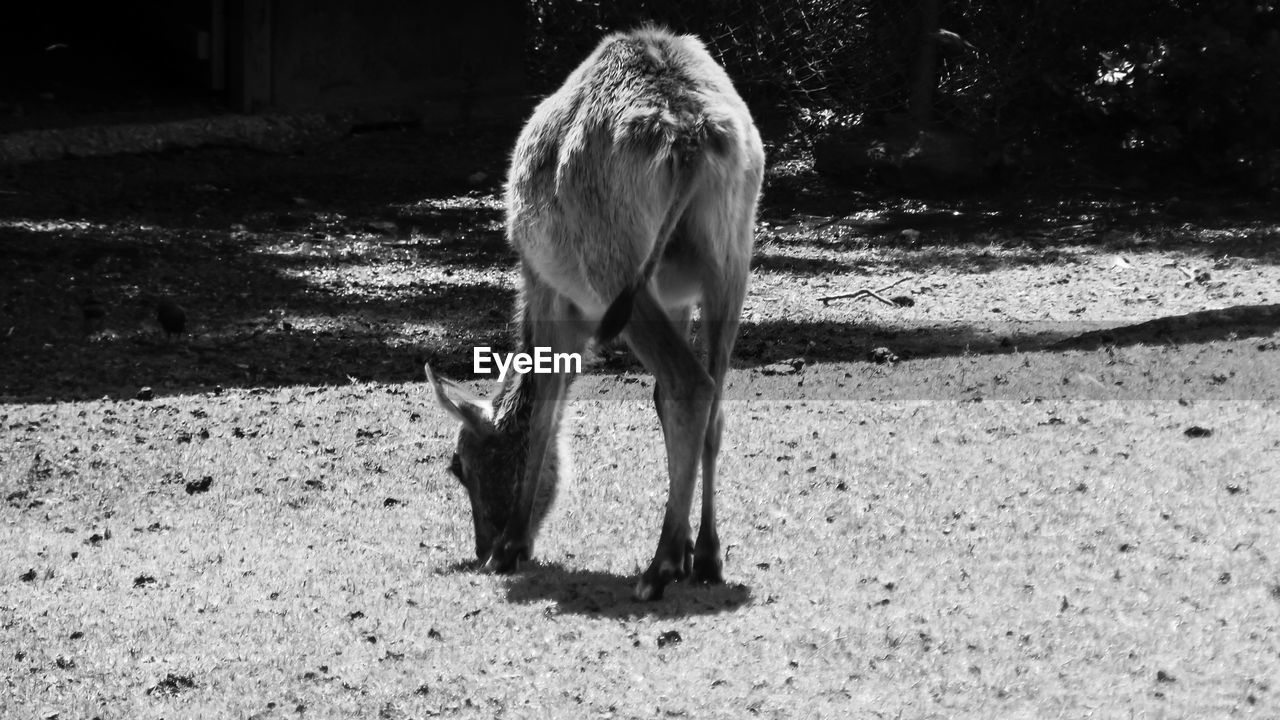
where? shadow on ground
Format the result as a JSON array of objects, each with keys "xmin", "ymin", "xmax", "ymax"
[
  {"xmin": 763, "ymin": 168, "xmax": 1280, "ymax": 272},
  {"xmin": 2, "ymin": 126, "xmax": 1278, "ymax": 402},
  {"xmin": 735, "ymin": 303, "xmax": 1280, "ymax": 366},
  {"xmin": 502, "ymin": 562, "xmax": 753, "ymax": 619}
]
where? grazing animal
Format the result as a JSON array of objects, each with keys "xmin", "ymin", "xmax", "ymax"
[
  {"xmin": 427, "ymin": 27, "xmax": 764, "ymax": 601},
  {"xmin": 156, "ymin": 298, "xmax": 186, "ymax": 339}
]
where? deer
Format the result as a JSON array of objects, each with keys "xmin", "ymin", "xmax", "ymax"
[{"xmin": 426, "ymin": 26, "xmax": 764, "ymax": 601}]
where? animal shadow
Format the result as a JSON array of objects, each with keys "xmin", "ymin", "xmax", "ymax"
[{"xmin": 501, "ymin": 562, "xmax": 752, "ymax": 619}]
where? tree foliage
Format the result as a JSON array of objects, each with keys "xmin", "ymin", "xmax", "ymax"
[{"xmin": 525, "ymin": 0, "xmax": 1279, "ymax": 188}]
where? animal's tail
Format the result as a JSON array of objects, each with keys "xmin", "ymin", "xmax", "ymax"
[{"xmin": 594, "ymin": 112, "xmax": 736, "ymax": 344}]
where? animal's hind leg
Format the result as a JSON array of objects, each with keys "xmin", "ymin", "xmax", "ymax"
[
  {"xmin": 691, "ymin": 209, "xmax": 752, "ymax": 585},
  {"xmin": 624, "ymin": 289, "xmax": 714, "ymax": 601},
  {"xmin": 691, "ymin": 283, "xmax": 745, "ymax": 585},
  {"xmin": 650, "ymin": 306, "xmax": 694, "ymax": 448}
]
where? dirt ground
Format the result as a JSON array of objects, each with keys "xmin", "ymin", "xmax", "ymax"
[
  {"xmin": 3, "ymin": 128, "xmax": 1280, "ymax": 718},
  {"xmin": 2, "ymin": 127, "xmax": 1278, "ymax": 404}
]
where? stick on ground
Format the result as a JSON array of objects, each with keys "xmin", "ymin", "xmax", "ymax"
[{"xmin": 819, "ymin": 276, "xmax": 914, "ymax": 306}]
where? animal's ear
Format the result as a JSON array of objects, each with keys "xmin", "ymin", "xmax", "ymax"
[{"xmin": 425, "ymin": 364, "xmax": 491, "ymax": 435}]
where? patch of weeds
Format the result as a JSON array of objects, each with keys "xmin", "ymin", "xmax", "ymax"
[{"xmin": 146, "ymin": 673, "xmax": 197, "ymax": 696}]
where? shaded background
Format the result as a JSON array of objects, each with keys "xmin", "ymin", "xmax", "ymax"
[
  {"xmin": 1, "ymin": 0, "xmax": 1276, "ymax": 186},
  {"xmin": 1, "ymin": 1, "xmax": 1277, "ymax": 403}
]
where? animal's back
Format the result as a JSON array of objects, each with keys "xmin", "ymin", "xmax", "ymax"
[{"xmin": 506, "ymin": 27, "xmax": 763, "ymax": 319}]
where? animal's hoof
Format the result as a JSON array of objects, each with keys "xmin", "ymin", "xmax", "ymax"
[
  {"xmin": 481, "ymin": 537, "xmax": 529, "ymax": 574},
  {"xmin": 693, "ymin": 526, "xmax": 722, "ymax": 584},
  {"xmin": 632, "ymin": 560, "xmax": 682, "ymax": 601},
  {"xmin": 692, "ymin": 553, "xmax": 724, "ymax": 585},
  {"xmin": 633, "ymin": 542, "xmax": 693, "ymax": 601},
  {"xmin": 633, "ymin": 577, "xmax": 663, "ymax": 602}
]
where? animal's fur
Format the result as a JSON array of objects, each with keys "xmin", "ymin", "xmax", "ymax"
[
  {"xmin": 506, "ymin": 26, "xmax": 759, "ymax": 320},
  {"xmin": 429, "ymin": 26, "xmax": 764, "ymax": 596}
]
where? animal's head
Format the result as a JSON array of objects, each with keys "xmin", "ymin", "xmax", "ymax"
[{"xmin": 425, "ymin": 365, "xmax": 523, "ymax": 561}]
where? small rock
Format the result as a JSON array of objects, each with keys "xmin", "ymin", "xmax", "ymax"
[
  {"xmin": 761, "ymin": 358, "xmax": 804, "ymax": 375},
  {"xmin": 185, "ymin": 476, "xmax": 213, "ymax": 495},
  {"xmin": 868, "ymin": 347, "xmax": 899, "ymax": 364},
  {"xmin": 136, "ymin": 387, "xmax": 155, "ymax": 401},
  {"xmin": 1184, "ymin": 426, "xmax": 1213, "ymax": 438},
  {"xmin": 657, "ymin": 630, "xmax": 682, "ymax": 648},
  {"xmin": 760, "ymin": 363, "xmax": 798, "ymax": 376}
]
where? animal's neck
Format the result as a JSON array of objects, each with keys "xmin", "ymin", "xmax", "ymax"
[
  {"xmin": 492, "ymin": 304, "xmax": 540, "ymax": 432},
  {"xmin": 487, "ymin": 346, "xmax": 563, "ymax": 533},
  {"xmin": 491, "ymin": 359, "xmax": 537, "ymax": 434}
]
